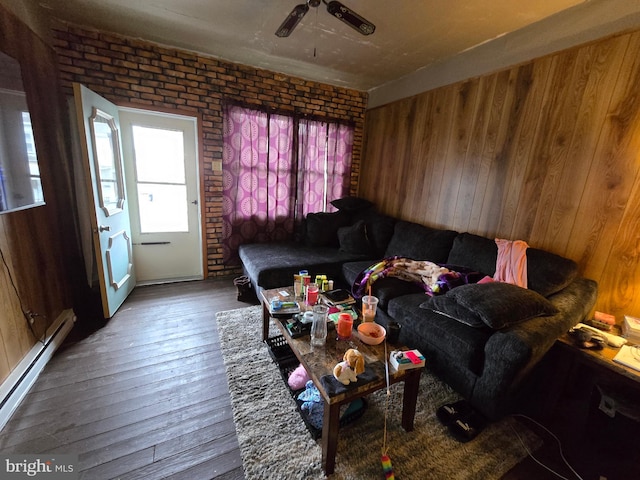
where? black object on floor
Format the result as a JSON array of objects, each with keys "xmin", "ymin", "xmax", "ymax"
[
  {"xmin": 436, "ymin": 399, "xmax": 475, "ymax": 425},
  {"xmin": 437, "ymin": 399, "xmax": 486, "ymax": 442}
]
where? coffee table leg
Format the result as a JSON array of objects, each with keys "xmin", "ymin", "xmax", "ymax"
[
  {"xmin": 401, "ymin": 369, "xmax": 422, "ymax": 431},
  {"xmin": 262, "ymin": 300, "xmax": 269, "ymax": 341},
  {"xmin": 321, "ymin": 402, "xmax": 340, "ymax": 475}
]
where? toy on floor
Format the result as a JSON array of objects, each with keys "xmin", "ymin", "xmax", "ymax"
[
  {"xmin": 332, "ymin": 348, "xmax": 365, "ymax": 385},
  {"xmin": 381, "ymin": 454, "xmax": 394, "ymax": 480}
]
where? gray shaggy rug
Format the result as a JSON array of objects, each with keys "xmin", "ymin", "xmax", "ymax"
[{"xmin": 216, "ymin": 306, "xmax": 541, "ymax": 480}]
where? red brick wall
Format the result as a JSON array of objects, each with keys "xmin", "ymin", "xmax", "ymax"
[{"xmin": 52, "ymin": 24, "xmax": 367, "ymax": 277}]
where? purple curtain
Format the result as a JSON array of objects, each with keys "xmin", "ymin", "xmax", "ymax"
[
  {"xmin": 296, "ymin": 119, "xmax": 354, "ymax": 218},
  {"xmin": 222, "ymin": 105, "xmax": 295, "ymax": 264},
  {"xmin": 327, "ymin": 122, "xmax": 354, "ymax": 205},
  {"xmin": 297, "ymin": 118, "xmax": 328, "ymax": 218},
  {"xmin": 222, "ymin": 105, "xmax": 354, "ymax": 265}
]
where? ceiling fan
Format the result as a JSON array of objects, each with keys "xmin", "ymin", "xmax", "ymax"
[{"xmin": 275, "ymin": 0, "xmax": 376, "ymax": 37}]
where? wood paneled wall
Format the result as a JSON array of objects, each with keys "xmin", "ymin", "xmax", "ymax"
[
  {"xmin": 361, "ymin": 30, "xmax": 640, "ymax": 321},
  {"xmin": 0, "ymin": 4, "xmax": 79, "ymax": 384}
]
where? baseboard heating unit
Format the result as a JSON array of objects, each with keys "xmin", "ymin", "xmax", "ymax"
[{"xmin": 0, "ymin": 309, "xmax": 76, "ymax": 431}]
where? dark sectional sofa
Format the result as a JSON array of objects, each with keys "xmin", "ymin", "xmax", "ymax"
[{"xmin": 239, "ymin": 200, "xmax": 598, "ymax": 419}]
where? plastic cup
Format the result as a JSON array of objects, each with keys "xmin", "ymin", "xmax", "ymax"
[
  {"xmin": 362, "ymin": 295, "xmax": 379, "ymax": 322},
  {"xmin": 306, "ymin": 283, "xmax": 319, "ymax": 306},
  {"xmin": 311, "ymin": 305, "xmax": 329, "ymax": 347},
  {"xmin": 293, "ymin": 274, "xmax": 302, "ymax": 299},
  {"xmin": 337, "ymin": 312, "xmax": 353, "ymax": 340}
]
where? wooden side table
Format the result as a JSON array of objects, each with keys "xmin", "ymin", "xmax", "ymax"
[{"xmin": 542, "ymin": 332, "xmax": 640, "ymax": 477}]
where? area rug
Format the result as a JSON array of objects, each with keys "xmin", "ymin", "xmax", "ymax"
[{"xmin": 216, "ymin": 306, "xmax": 541, "ymax": 480}]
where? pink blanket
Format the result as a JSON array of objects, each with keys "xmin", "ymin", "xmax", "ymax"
[{"xmin": 494, "ymin": 238, "xmax": 529, "ymax": 288}]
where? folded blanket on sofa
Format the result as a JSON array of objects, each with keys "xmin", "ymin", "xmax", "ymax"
[{"xmin": 352, "ymin": 256, "xmax": 484, "ymax": 298}]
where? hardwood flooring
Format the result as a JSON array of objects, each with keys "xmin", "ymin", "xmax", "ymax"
[
  {"xmin": 1, "ymin": 277, "xmax": 632, "ymax": 479},
  {"xmin": 0, "ymin": 277, "xmax": 251, "ymax": 480}
]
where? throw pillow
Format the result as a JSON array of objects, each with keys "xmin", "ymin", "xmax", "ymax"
[
  {"xmin": 337, "ymin": 220, "xmax": 374, "ymax": 256},
  {"xmin": 384, "ymin": 221, "xmax": 458, "ymax": 264},
  {"xmin": 420, "ymin": 282, "xmax": 559, "ymax": 329},
  {"xmin": 526, "ymin": 248, "xmax": 578, "ymax": 297},
  {"xmin": 330, "ymin": 196, "xmax": 374, "ymax": 212},
  {"xmin": 421, "ymin": 295, "xmax": 486, "ymax": 328},
  {"xmin": 304, "ymin": 211, "xmax": 350, "ymax": 247}
]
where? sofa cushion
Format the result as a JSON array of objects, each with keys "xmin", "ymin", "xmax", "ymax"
[
  {"xmin": 422, "ymin": 295, "xmax": 487, "ymax": 328},
  {"xmin": 446, "ymin": 233, "xmax": 497, "ymax": 276},
  {"xmin": 350, "ymin": 210, "xmax": 397, "ymax": 257},
  {"xmin": 421, "ymin": 282, "xmax": 559, "ymax": 330},
  {"xmin": 239, "ymin": 242, "xmax": 365, "ymax": 290},
  {"xmin": 330, "ymin": 196, "xmax": 374, "ymax": 213},
  {"xmin": 447, "ymin": 233, "xmax": 579, "ymax": 297},
  {"xmin": 337, "ymin": 220, "xmax": 374, "ymax": 257},
  {"xmin": 527, "ymin": 248, "xmax": 578, "ymax": 297},
  {"xmin": 304, "ymin": 211, "xmax": 351, "ymax": 247},
  {"xmin": 384, "ymin": 221, "xmax": 458, "ymax": 263},
  {"xmin": 388, "ymin": 293, "xmax": 492, "ymax": 375}
]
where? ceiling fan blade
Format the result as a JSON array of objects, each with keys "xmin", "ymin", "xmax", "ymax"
[
  {"xmin": 325, "ymin": 1, "xmax": 375, "ymax": 35},
  {"xmin": 275, "ymin": 3, "xmax": 310, "ymax": 37}
]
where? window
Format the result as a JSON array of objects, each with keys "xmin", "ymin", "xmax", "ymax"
[
  {"xmin": 131, "ymin": 125, "xmax": 188, "ymax": 233},
  {"xmin": 222, "ymin": 105, "xmax": 354, "ymax": 264}
]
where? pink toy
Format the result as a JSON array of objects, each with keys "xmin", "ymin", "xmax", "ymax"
[{"xmin": 288, "ymin": 363, "xmax": 311, "ymax": 390}]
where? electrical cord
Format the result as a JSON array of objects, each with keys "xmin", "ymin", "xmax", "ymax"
[
  {"xmin": 0, "ymin": 244, "xmax": 46, "ymax": 345},
  {"xmin": 510, "ymin": 413, "xmax": 584, "ymax": 480}
]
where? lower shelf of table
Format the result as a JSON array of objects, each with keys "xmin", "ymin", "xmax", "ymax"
[{"xmin": 264, "ymin": 334, "xmax": 367, "ymax": 440}]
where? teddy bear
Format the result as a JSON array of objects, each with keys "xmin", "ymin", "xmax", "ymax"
[{"xmin": 332, "ymin": 348, "xmax": 365, "ymax": 385}]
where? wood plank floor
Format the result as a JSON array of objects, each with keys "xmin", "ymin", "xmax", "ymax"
[
  {"xmin": 1, "ymin": 276, "xmax": 630, "ymax": 479},
  {"xmin": 0, "ymin": 277, "xmax": 251, "ymax": 480}
]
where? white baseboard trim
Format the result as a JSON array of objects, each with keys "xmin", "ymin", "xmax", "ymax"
[{"xmin": 0, "ymin": 309, "xmax": 76, "ymax": 431}]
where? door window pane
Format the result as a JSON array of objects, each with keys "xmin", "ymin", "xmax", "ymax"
[
  {"xmin": 132, "ymin": 126, "xmax": 185, "ymax": 183},
  {"xmin": 90, "ymin": 108, "xmax": 124, "ymax": 215},
  {"xmin": 132, "ymin": 124, "xmax": 189, "ymax": 233},
  {"xmin": 137, "ymin": 183, "xmax": 188, "ymax": 233}
]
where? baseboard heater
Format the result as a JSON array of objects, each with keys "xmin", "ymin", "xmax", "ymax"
[{"xmin": 0, "ymin": 309, "xmax": 76, "ymax": 431}]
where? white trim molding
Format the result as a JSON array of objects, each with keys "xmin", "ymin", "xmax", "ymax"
[{"xmin": 0, "ymin": 309, "xmax": 76, "ymax": 431}]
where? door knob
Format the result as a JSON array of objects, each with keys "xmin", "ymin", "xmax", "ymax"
[{"xmin": 98, "ymin": 225, "xmax": 111, "ymax": 232}]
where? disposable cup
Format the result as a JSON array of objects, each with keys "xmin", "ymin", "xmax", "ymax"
[
  {"xmin": 306, "ymin": 283, "xmax": 319, "ymax": 306},
  {"xmin": 362, "ymin": 295, "xmax": 379, "ymax": 322}
]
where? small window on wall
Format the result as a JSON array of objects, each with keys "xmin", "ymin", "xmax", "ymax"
[{"xmin": 131, "ymin": 125, "xmax": 188, "ymax": 233}]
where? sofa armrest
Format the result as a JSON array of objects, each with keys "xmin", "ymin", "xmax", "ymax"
[{"xmin": 471, "ymin": 277, "xmax": 598, "ymax": 418}]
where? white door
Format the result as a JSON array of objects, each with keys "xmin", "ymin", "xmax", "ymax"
[
  {"xmin": 73, "ymin": 84, "xmax": 136, "ymax": 318},
  {"xmin": 119, "ymin": 109, "xmax": 203, "ymax": 285}
]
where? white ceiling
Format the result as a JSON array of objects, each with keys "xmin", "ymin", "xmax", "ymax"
[{"xmin": 37, "ymin": 0, "xmax": 590, "ymax": 92}]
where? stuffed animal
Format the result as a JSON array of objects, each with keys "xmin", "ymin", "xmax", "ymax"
[
  {"xmin": 288, "ymin": 363, "xmax": 311, "ymax": 390},
  {"xmin": 333, "ymin": 348, "xmax": 365, "ymax": 385}
]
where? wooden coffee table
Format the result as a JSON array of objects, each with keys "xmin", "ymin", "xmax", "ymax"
[{"xmin": 260, "ymin": 286, "xmax": 423, "ymax": 475}]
